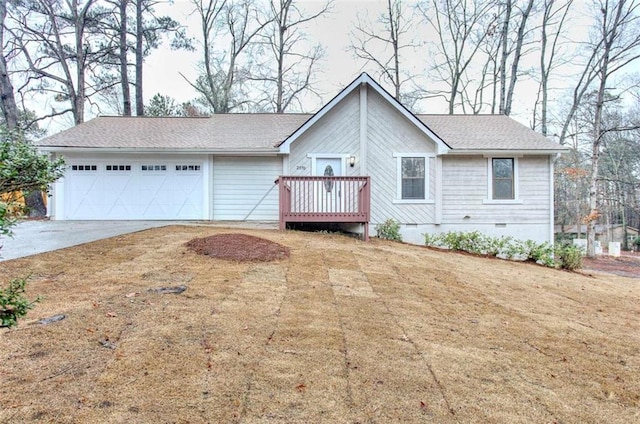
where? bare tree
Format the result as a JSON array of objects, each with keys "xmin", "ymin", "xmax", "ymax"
[
  {"xmin": 189, "ymin": 0, "xmax": 269, "ymax": 113},
  {"xmin": 419, "ymin": 0, "xmax": 496, "ymax": 114},
  {"xmin": 583, "ymin": 0, "xmax": 640, "ymax": 257},
  {"xmin": 533, "ymin": 0, "xmax": 573, "ymax": 135},
  {"xmin": 349, "ymin": 0, "xmax": 417, "ymax": 105},
  {"xmin": 253, "ymin": 0, "xmax": 331, "ymax": 113},
  {"xmin": 190, "ymin": 0, "xmax": 226, "ymax": 112},
  {"xmin": 8, "ymin": 0, "xmax": 112, "ymax": 125},
  {"xmin": 498, "ymin": 0, "xmax": 536, "ymax": 116}
]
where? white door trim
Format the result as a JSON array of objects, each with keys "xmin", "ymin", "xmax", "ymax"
[{"xmin": 307, "ymin": 153, "xmax": 350, "ymax": 175}]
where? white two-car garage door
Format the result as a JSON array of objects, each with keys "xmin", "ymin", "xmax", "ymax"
[{"xmin": 63, "ymin": 157, "xmax": 205, "ymax": 220}]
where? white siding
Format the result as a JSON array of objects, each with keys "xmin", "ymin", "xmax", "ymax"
[
  {"xmin": 288, "ymin": 90, "xmax": 360, "ymax": 176},
  {"xmin": 212, "ymin": 156, "xmax": 282, "ymax": 220},
  {"xmin": 441, "ymin": 155, "xmax": 551, "ymax": 224},
  {"xmin": 366, "ymin": 88, "xmax": 437, "ymax": 224}
]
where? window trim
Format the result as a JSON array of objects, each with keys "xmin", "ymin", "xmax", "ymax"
[
  {"xmin": 392, "ymin": 153, "xmax": 434, "ymax": 204},
  {"xmin": 483, "ymin": 157, "xmax": 523, "ymax": 204}
]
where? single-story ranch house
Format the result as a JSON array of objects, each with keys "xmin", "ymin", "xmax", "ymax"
[{"xmin": 36, "ymin": 73, "xmax": 566, "ymax": 244}]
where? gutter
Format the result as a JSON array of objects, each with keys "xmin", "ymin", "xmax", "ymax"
[
  {"xmin": 445, "ymin": 148, "xmax": 569, "ymax": 156},
  {"xmin": 35, "ymin": 147, "xmax": 284, "ymax": 156}
]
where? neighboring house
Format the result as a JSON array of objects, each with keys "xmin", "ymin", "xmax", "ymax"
[
  {"xmin": 36, "ymin": 73, "xmax": 566, "ymax": 244},
  {"xmin": 556, "ymin": 224, "xmax": 639, "ymax": 247}
]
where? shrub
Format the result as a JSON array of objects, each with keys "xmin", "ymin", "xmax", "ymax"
[
  {"xmin": 526, "ymin": 241, "xmax": 555, "ymax": 267},
  {"xmin": 0, "ymin": 276, "xmax": 40, "ymax": 328},
  {"xmin": 424, "ymin": 231, "xmax": 569, "ymax": 269},
  {"xmin": 375, "ymin": 218, "xmax": 402, "ymax": 242},
  {"xmin": 555, "ymin": 243, "xmax": 584, "ymax": 271}
]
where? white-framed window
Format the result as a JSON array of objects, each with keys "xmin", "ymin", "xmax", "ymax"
[
  {"xmin": 175, "ymin": 164, "xmax": 201, "ymax": 171},
  {"xmin": 393, "ymin": 153, "xmax": 433, "ymax": 204},
  {"xmin": 141, "ymin": 165, "xmax": 167, "ymax": 171},
  {"xmin": 484, "ymin": 157, "xmax": 522, "ymax": 204},
  {"xmin": 106, "ymin": 164, "xmax": 131, "ymax": 171},
  {"xmin": 70, "ymin": 164, "xmax": 97, "ymax": 171}
]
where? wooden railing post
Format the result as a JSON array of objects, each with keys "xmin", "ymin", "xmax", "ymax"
[{"xmin": 277, "ymin": 175, "xmax": 371, "ymax": 240}]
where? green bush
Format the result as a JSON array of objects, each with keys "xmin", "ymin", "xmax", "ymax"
[
  {"xmin": 375, "ymin": 219, "xmax": 402, "ymax": 242},
  {"xmin": 423, "ymin": 231, "xmax": 571, "ymax": 269},
  {"xmin": 0, "ymin": 277, "xmax": 40, "ymax": 328},
  {"xmin": 555, "ymin": 243, "xmax": 584, "ymax": 271}
]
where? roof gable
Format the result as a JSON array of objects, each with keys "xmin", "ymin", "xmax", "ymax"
[{"xmin": 278, "ymin": 73, "xmax": 451, "ymax": 155}]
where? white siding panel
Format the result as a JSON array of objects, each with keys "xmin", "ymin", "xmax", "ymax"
[
  {"xmin": 366, "ymin": 88, "xmax": 436, "ymax": 224},
  {"xmin": 212, "ymin": 157, "xmax": 282, "ymax": 220},
  {"xmin": 289, "ymin": 90, "xmax": 361, "ymax": 176},
  {"xmin": 442, "ymin": 155, "xmax": 550, "ymax": 224}
]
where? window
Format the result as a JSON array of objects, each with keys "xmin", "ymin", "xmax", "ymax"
[
  {"xmin": 492, "ymin": 158, "xmax": 514, "ymax": 200},
  {"xmin": 401, "ymin": 157, "xmax": 425, "ymax": 199},
  {"xmin": 106, "ymin": 165, "xmax": 131, "ymax": 171},
  {"xmin": 71, "ymin": 165, "xmax": 97, "ymax": 171},
  {"xmin": 484, "ymin": 157, "xmax": 522, "ymax": 204},
  {"xmin": 141, "ymin": 165, "xmax": 167, "ymax": 171},
  {"xmin": 393, "ymin": 154, "xmax": 432, "ymax": 203},
  {"xmin": 175, "ymin": 165, "xmax": 201, "ymax": 171}
]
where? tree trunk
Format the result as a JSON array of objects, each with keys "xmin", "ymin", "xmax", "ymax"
[
  {"xmin": 24, "ymin": 191, "xmax": 46, "ymax": 218},
  {"xmin": 498, "ymin": 0, "xmax": 511, "ymax": 115},
  {"xmin": 539, "ymin": 6, "xmax": 548, "ymax": 136},
  {"xmin": 75, "ymin": 7, "xmax": 86, "ymax": 125},
  {"xmin": 120, "ymin": 0, "xmax": 131, "ymax": 116},
  {"xmin": 0, "ymin": 0, "xmax": 18, "ymax": 130},
  {"xmin": 135, "ymin": 0, "xmax": 144, "ymax": 116},
  {"xmin": 276, "ymin": 18, "xmax": 285, "ymax": 113},
  {"xmin": 621, "ymin": 188, "xmax": 628, "ymax": 251},
  {"xmin": 504, "ymin": 0, "xmax": 534, "ymax": 116}
]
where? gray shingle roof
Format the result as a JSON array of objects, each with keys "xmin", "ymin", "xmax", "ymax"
[
  {"xmin": 36, "ymin": 114, "xmax": 312, "ymax": 150},
  {"xmin": 417, "ymin": 114, "xmax": 564, "ymax": 151},
  {"xmin": 36, "ymin": 113, "xmax": 565, "ymax": 152}
]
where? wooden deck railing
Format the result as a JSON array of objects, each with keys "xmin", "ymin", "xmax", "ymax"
[{"xmin": 276, "ymin": 176, "xmax": 371, "ymax": 240}]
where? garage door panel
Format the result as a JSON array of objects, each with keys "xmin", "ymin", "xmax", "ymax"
[{"xmin": 64, "ymin": 159, "xmax": 204, "ymax": 220}]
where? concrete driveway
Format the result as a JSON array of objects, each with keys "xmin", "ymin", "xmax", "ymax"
[{"xmin": 0, "ymin": 220, "xmax": 181, "ymax": 261}]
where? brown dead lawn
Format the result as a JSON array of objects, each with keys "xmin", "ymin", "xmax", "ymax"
[{"xmin": 1, "ymin": 226, "xmax": 639, "ymax": 423}]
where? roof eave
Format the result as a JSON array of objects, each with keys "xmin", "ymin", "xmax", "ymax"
[
  {"xmin": 37, "ymin": 146, "xmax": 282, "ymax": 156},
  {"xmin": 446, "ymin": 148, "xmax": 569, "ymax": 156}
]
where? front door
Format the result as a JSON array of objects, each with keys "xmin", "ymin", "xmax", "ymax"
[{"xmin": 314, "ymin": 157, "xmax": 343, "ymax": 213}]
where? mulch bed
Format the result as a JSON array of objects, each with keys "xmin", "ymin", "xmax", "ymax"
[
  {"xmin": 185, "ymin": 233, "xmax": 290, "ymax": 262},
  {"xmin": 582, "ymin": 252, "xmax": 640, "ymax": 278}
]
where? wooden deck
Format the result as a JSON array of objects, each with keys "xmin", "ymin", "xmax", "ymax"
[{"xmin": 276, "ymin": 176, "xmax": 371, "ymax": 240}]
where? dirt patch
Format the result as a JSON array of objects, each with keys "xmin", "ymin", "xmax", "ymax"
[
  {"xmin": 184, "ymin": 233, "xmax": 290, "ymax": 262},
  {"xmin": 583, "ymin": 252, "xmax": 640, "ymax": 278}
]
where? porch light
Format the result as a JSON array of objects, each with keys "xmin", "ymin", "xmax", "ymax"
[{"xmin": 349, "ymin": 155, "xmax": 356, "ymax": 167}]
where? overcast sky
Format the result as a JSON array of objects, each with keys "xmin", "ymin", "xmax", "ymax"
[
  {"xmin": 144, "ymin": 1, "xmax": 385, "ymax": 109},
  {"xmin": 41, "ymin": 0, "xmax": 627, "ymax": 135}
]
